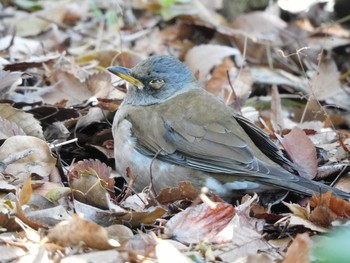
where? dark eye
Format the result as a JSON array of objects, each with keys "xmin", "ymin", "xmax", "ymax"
[{"xmin": 149, "ymin": 79, "xmax": 164, "ymax": 89}]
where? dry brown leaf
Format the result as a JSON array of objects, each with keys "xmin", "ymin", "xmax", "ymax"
[
  {"xmin": 230, "ymin": 11, "xmax": 286, "ymax": 61},
  {"xmin": 0, "ymin": 118, "xmax": 26, "ymax": 140},
  {"xmin": 19, "ymin": 176, "xmax": 32, "ymax": 205},
  {"xmin": 310, "ymin": 191, "xmax": 350, "ymax": 219},
  {"xmin": 78, "ymin": 49, "xmax": 121, "ymax": 68},
  {"xmin": 283, "ymin": 202, "xmax": 310, "ymax": 219},
  {"xmin": 86, "ymin": 73, "xmax": 114, "ymax": 99},
  {"xmin": 0, "ymin": 207, "xmax": 21, "ymax": 231},
  {"xmin": 119, "ymin": 207, "xmax": 167, "ymax": 228},
  {"xmin": 43, "ymin": 69, "xmax": 92, "ymax": 106},
  {"xmin": 15, "ymin": 198, "xmax": 41, "ymax": 230},
  {"xmin": 309, "ymin": 205, "xmax": 337, "ymax": 227},
  {"xmin": 0, "ymin": 136, "xmax": 56, "ymax": 182},
  {"xmin": 68, "ymin": 159, "xmax": 113, "ymax": 209},
  {"xmin": 69, "ymin": 169, "xmax": 110, "ymax": 210},
  {"xmin": 270, "ymin": 84, "xmax": 284, "ymax": 132},
  {"xmin": 36, "ymin": 184, "xmax": 70, "ymax": 201},
  {"xmin": 155, "ymin": 181, "xmax": 199, "ymax": 205},
  {"xmin": 164, "ymin": 202, "xmax": 234, "ymax": 244},
  {"xmin": 282, "ymin": 233, "xmax": 311, "ymax": 263},
  {"xmin": 105, "ymin": 224, "xmax": 133, "ymax": 244},
  {"xmin": 121, "ymin": 192, "xmax": 149, "ymax": 211},
  {"xmin": 3, "ymin": 53, "xmax": 60, "ymax": 71},
  {"xmin": 310, "ymin": 56, "xmax": 343, "ymax": 101},
  {"xmin": 185, "ymin": 44, "xmax": 241, "ymax": 85},
  {"xmin": 334, "ymin": 174, "xmax": 350, "ymax": 194},
  {"xmin": 288, "ymin": 214, "xmax": 327, "ymax": 233},
  {"xmin": 276, "ymin": 127, "xmax": 318, "ymax": 179},
  {"xmin": 0, "ymin": 104, "xmax": 44, "ymax": 139},
  {"xmin": 205, "ymin": 57, "xmax": 252, "ymax": 107},
  {"xmin": 124, "ymin": 233, "xmax": 157, "ymax": 259},
  {"xmin": 69, "ymin": 159, "xmax": 112, "ymax": 184},
  {"xmin": 246, "ymin": 253, "xmax": 276, "ymax": 263},
  {"xmin": 3, "ymin": 3, "xmax": 67, "ymax": 37},
  {"xmin": 47, "ymin": 214, "xmax": 119, "ymax": 249},
  {"xmin": 73, "ymin": 199, "xmax": 125, "ymax": 227},
  {"xmin": 26, "ymin": 205, "xmax": 71, "ymax": 227}
]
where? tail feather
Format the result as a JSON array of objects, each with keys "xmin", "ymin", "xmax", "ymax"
[{"xmin": 262, "ymin": 175, "xmax": 350, "ymax": 200}]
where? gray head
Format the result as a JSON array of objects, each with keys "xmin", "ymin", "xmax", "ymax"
[{"xmin": 107, "ymin": 55, "xmax": 198, "ymax": 106}]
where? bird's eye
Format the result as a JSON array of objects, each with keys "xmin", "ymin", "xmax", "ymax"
[{"xmin": 149, "ymin": 79, "xmax": 164, "ymax": 89}]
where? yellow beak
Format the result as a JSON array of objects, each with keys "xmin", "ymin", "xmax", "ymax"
[{"xmin": 107, "ymin": 66, "xmax": 145, "ymax": 89}]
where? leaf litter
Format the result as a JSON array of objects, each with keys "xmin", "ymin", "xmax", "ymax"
[{"xmin": 1, "ymin": 0, "xmax": 350, "ymax": 262}]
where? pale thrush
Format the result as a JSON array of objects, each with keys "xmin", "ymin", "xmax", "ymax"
[{"xmin": 108, "ymin": 55, "xmax": 350, "ymax": 200}]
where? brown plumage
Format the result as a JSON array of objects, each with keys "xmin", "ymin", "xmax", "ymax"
[{"xmin": 108, "ymin": 55, "xmax": 350, "ymax": 200}]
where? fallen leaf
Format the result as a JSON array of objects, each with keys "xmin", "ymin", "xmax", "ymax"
[
  {"xmin": 0, "ymin": 118, "xmax": 26, "ymax": 140},
  {"xmin": 47, "ymin": 214, "xmax": 119, "ymax": 249},
  {"xmin": 124, "ymin": 233, "xmax": 157, "ymax": 259},
  {"xmin": 230, "ymin": 11, "xmax": 286, "ymax": 61},
  {"xmin": 276, "ymin": 127, "xmax": 318, "ymax": 179},
  {"xmin": 310, "ymin": 191, "xmax": 350, "ymax": 219},
  {"xmin": 0, "ymin": 136, "xmax": 56, "ymax": 182},
  {"xmin": 119, "ymin": 207, "xmax": 167, "ymax": 228},
  {"xmin": 164, "ymin": 202, "xmax": 234, "ymax": 244},
  {"xmin": 270, "ymin": 84, "xmax": 284, "ymax": 132},
  {"xmin": 0, "ymin": 104, "xmax": 44, "ymax": 139},
  {"xmin": 26, "ymin": 205, "xmax": 71, "ymax": 227},
  {"xmin": 155, "ymin": 181, "xmax": 199, "ymax": 205},
  {"xmin": 288, "ymin": 215, "xmax": 327, "ymax": 233},
  {"xmin": 213, "ymin": 212, "xmax": 273, "ymax": 261},
  {"xmin": 73, "ymin": 199, "xmax": 125, "ymax": 227},
  {"xmin": 308, "ymin": 205, "xmax": 337, "ymax": 227},
  {"xmin": 185, "ymin": 44, "xmax": 241, "ymax": 85},
  {"xmin": 283, "ymin": 202, "xmax": 310, "ymax": 219},
  {"xmin": 3, "ymin": 2, "xmax": 67, "ymax": 37},
  {"xmin": 282, "ymin": 233, "xmax": 311, "ymax": 263},
  {"xmin": 105, "ymin": 224, "xmax": 133, "ymax": 244},
  {"xmin": 68, "ymin": 159, "xmax": 112, "ymax": 209},
  {"xmin": 43, "ymin": 70, "xmax": 92, "ymax": 106},
  {"xmin": 310, "ymin": 56, "xmax": 343, "ymax": 101},
  {"xmin": 19, "ymin": 176, "xmax": 32, "ymax": 205}
]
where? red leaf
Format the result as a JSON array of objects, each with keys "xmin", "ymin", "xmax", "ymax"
[{"xmin": 276, "ymin": 127, "xmax": 317, "ymax": 179}]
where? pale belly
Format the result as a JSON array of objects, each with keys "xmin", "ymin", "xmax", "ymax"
[{"xmin": 113, "ymin": 119, "xmax": 205, "ymax": 194}]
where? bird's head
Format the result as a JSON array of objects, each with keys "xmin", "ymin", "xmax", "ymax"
[{"xmin": 107, "ymin": 55, "xmax": 198, "ymax": 106}]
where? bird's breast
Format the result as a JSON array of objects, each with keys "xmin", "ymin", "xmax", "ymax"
[{"xmin": 113, "ymin": 118, "xmax": 203, "ymax": 193}]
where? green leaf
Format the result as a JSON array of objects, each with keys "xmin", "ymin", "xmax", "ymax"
[{"xmin": 14, "ymin": 0, "xmax": 43, "ymax": 11}]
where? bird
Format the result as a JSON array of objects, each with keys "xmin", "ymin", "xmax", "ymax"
[{"xmin": 107, "ymin": 55, "xmax": 350, "ymax": 200}]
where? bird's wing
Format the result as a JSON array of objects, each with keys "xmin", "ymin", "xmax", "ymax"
[
  {"xmin": 159, "ymin": 117, "xmax": 297, "ymax": 180},
  {"xmin": 234, "ymin": 114, "xmax": 297, "ymax": 170},
  {"xmin": 125, "ymin": 90, "xmax": 297, "ymax": 182}
]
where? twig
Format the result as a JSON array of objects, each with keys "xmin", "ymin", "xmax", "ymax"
[
  {"xmin": 225, "ymin": 34, "xmax": 247, "ymax": 112},
  {"xmin": 49, "ymin": 138, "xmax": 78, "ymax": 149},
  {"xmin": 149, "ymin": 149, "xmax": 162, "ymax": 197}
]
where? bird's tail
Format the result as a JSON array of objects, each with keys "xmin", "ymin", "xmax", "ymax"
[{"xmin": 263, "ymin": 175, "xmax": 350, "ymax": 200}]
